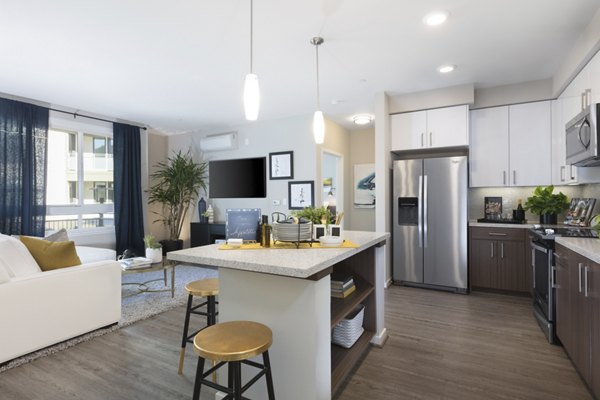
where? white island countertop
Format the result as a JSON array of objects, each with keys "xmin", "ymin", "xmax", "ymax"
[
  {"xmin": 555, "ymin": 236, "xmax": 600, "ymax": 264},
  {"xmin": 167, "ymin": 230, "xmax": 390, "ymax": 279}
]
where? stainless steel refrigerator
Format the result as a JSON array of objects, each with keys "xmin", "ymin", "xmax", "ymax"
[{"xmin": 392, "ymin": 154, "xmax": 468, "ymax": 292}]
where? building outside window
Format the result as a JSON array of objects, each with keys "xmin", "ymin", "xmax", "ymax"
[{"xmin": 45, "ymin": 117, "xmax": 114, "ymax": 233}]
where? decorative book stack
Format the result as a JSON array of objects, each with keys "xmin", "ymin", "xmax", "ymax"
[
  {"xmin": 119, "ymin": 257, "xmax": 152, "ymax": 270},
  {"xmin": 331, "ymin": 272, "xmax": 355, "ymax": 298}
]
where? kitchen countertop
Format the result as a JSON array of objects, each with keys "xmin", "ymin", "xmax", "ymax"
[
  {"xmin": 469, "ymin": 221, "xmax": 532, "ymax": 229},
  {"xmin": 555, "ymin": 236, "xmax": 600, "ymax": 264},
  {"xmin": 167, "ymin": 230, "xmax": 390, "ymax": 279}
]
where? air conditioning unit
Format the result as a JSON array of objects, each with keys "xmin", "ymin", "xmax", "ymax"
[{"xmin": 199, "ymin": 132, "xmax": 238, "ymax": 152}]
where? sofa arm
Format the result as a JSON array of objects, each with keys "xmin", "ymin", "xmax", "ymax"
[{"xmin": 0, "ymin": 261, "xmax": 122, "ymax": 364}]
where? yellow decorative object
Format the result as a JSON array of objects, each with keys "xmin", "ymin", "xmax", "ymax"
[
  {"xmin": 219, "ymin": 240, "xmax": 359, "ymax": 250},
  {"xmin": 19, "ymin": 236, "xmax": 82, "ymax": 271}
]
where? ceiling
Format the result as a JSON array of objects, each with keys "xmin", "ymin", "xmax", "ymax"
[{"xmin": 0, "ymin": 0, "xmax": 599, "ymax": 134}]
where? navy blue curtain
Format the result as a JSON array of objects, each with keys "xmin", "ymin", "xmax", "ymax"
[
  {"xmin": 113, "ymin": 123, "xmax": 144, "ymax": 256},
  {"xmin": 0, "ymin": 98, "xmax": 49, "ymax": 236}
]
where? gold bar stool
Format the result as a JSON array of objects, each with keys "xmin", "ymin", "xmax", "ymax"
[
  {"xmin": 178, "ymin": 278, "xmax": 219, "ymax": 374},
  {"xmin": 192, "ymin": 321, "xmax": 276, "ymax": 400}
]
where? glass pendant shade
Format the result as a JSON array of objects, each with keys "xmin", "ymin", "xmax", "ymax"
[
  {"xmin": 313, "ymin": 110, "xmax": 325, "ymax": 144},
  {"xmin": 244, "ymin": 73, "xmax": 260, "ymax": 121}
]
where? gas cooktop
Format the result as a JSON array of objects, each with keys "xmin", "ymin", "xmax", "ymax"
[{"xmin": 530, "ymin": 226, "xmax": 598, "ymax": 240}]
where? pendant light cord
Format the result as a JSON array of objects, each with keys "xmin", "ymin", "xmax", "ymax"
[
  {"xmin": 315, "ymin": 42, "xmax": 320, "ymax": 110},
  {"xmin": 249, "ymin": 0, "xmax": 253, "ymax": 73}
]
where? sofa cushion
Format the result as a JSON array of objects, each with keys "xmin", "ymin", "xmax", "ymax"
[
  {"xmin": 0, "ymin": 262, "xmax": 10, "ymax": 284},
  {"xmin": 76, "ymin": 246, "xmax": 116, "ymax": 264},
  {"xmin": 0, "ymin": 234, "xmax": 42, "ymax": 277},
  {"xmin": 19, "ymin": 236, "xmax": 82, "ymax": 271}
]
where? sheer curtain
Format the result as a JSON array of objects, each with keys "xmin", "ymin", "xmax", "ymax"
[
  {"xmin": 0, "ymin": 98, "xmax": 49, "ymax": 236},
  {"xmin": 113, "ymin": 122, "xmax": 144, "ymax": 256}
]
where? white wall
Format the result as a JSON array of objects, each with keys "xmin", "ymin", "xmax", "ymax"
[{"xmin": 168, "ymin": 115, "xmax": 326, "ymax": 246}]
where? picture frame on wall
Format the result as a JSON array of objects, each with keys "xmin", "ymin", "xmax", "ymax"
[
  {"xmin": 288, "ymin": 181, "xmax": 314, "ymax": 209},
  {"xmin": 269, "ymin": 151, "xmax": 294, "ymax": 180}
]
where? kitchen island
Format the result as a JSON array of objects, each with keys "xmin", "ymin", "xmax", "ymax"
[{"xmin": 168, "ymin": 230, "xmax": 389, "ymax": 400}]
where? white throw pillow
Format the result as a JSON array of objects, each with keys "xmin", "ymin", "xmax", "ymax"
[{"xmin": 0, "ymin": 234, "xmax": 42, "ymax": 277}]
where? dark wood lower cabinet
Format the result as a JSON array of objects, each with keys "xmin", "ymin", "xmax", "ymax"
[
  {"xmin": 554, "ymin": 243, "xmax": 599, "ymax": 398},
  {"xmin": 469, "ymin": 227, "xmax": 530, "ymax": 294}
]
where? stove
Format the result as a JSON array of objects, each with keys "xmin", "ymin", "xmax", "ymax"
[{"xmin": 529, "ymin": 225, "xmax": 598, "ymax": 344}]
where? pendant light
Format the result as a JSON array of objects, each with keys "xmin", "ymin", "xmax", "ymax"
[
  {"xmin": 311, "ymin": 37, "xmax": 325, "ymax": 144},
  {"xmin": 244, "ymin": 0, "xmax": 260, "ymax": 120}
]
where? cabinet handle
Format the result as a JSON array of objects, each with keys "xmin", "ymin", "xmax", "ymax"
[
  {"xmin": 503, "ymin": 171, "xmax": 507, "ymax": 185},
  {"xmin": 586, "ymin": 89, "xmax": 592, "ymax": 109},
  {"xmin": 570, "ymin": 165, "xmax": 576, "ymax": 180},
  {"xmin": 513, "ymin": 170, "xmax": 517, "ymax": 185},
  {"xmin": 582, "ymin": 92, "xmax": 587, "ymax": 111},
  {"xmin": 488, "ymin": 232, "xmax": 507, "ymax": 236},
  {"xmin": 429, "ymin": 132, "xmax": 433, "ymax": 147},
  {"xmin": 532, "ymin": 253, "xmax": 536, "ymax": 289},
  {"xmin": 578, "ymin": 263, "xmax": 583, "ymax": 293},
  {"xmin": 490, "ymin": 243, "xmax": 494, "ymax": 258},
  {"xmin": 552, "ymin": 266, "xmax": 557, "ymax": 289},
  {"xmin": 421, "ymin": 133, "xmax": 424, "ymax": 148},
  {"xmin": 584, "ymin": 266, "xmax": 590, "ymax": 297},
  {"xmin": 560, "ymin": 166, "xmax": 566, "ymax": 182},
  {"xmin": 500, "ymin": 242, "xmax": 504, "ymax": 259}
]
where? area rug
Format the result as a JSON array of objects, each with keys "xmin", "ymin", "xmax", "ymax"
[{"xmin": 0, "ymin": 264, "xmax": 218, "ymax": 373}]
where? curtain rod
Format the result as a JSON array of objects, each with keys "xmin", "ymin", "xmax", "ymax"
[{"xmin": 49, "ymin": 108, "xmax": 148, "ymax": 130}]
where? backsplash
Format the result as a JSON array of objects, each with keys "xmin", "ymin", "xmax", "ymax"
[{"xmin": 468, "ymin": 185, "xmax": 600, "ymax": 223}]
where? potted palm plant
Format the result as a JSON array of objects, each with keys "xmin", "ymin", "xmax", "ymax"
[
  {"xmin": 148, "ymin": 149, "xmax": 207, "ymax": 254},
  {"xmin": 524, "ymin": 185, "xmax": 570, "ymax": 225}
]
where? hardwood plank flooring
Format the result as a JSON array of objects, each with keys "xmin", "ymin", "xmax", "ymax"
[
  {"xmin": 334, "ymin": 286, "xmax": 592, "ymax": 400},
  {"xmin": 0, "ymin": 286, "xmax": 591, "ymax": 399}
]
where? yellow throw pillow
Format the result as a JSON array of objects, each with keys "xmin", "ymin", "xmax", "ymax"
[{"xmin": 19, "ymin": 236, "xmax": 82, "ymax": 271}]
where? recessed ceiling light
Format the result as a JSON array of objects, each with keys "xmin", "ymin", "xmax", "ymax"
[
  {"xmin": 437, "ymin": 64, "xmax": 456, "ymax": 74},
  {"xmin": 423, "ymin": 11, "xmax": 449, "ymax": 26},
  {"xmin": 352, "ymin": 114, "xmax": 373, "ymax": 125}
]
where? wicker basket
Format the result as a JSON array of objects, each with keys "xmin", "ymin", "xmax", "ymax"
[{"xmin": 332, "ymin": 304, "xmax": 365, "ymax": 348}]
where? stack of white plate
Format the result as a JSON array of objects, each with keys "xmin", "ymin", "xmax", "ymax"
[
  {"xmin": 319, "ymin": 235, "xmax": 343, "ymax": 247},
  {"xmin": 272, "ymin": 222, "xmax": 313, "ymax": 242}
]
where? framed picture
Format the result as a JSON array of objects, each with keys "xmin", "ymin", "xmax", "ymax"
[
  {"xmin": 288, "ymin": 181, "xmax": 314, "ymax": 210},
  {"xmin": 269, "ymin": 151, "xmax": 294, "ymax": 180},
  {"xmin": 354, "ymin": 164, "xmax": 375, "ymax": 208}
]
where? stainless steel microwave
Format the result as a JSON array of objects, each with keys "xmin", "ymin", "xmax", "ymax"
[{"xmin": 566, "ymin": 103, "xmax": 600, "ymax": 166}]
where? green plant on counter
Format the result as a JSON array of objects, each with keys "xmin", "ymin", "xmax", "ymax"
[
  {"xmin": 143, "ymin": 234, "xmax": 161, "ymax": 249},
  {"xmin": 523, "ymin": 185, "xmax": 570, "ymax": 216},
  {"xmin": 291, "ymin": 206, "xmax": 332, "ymax": 225}
]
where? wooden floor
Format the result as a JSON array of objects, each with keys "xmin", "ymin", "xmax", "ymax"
[
  {"xmin": 0, "ymin": 286, "xmax": 592, "ymax": 400},
  {"xmin": 335, "ymin": 286, "xmax": 592, "ymax": 400}
]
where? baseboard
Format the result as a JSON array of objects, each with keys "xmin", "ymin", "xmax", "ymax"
[{"xmin": 370, "ymin": 327, "xmax": 388, "ymax": 348}]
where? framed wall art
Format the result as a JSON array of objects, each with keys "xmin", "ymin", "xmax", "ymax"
[
  {"xmin": 269, "ymin": 151, "xmax": 294, "ymax": 180},
  {"xmin": 288, "ymin": 181, "xmax": 314, "ymax": 209}
]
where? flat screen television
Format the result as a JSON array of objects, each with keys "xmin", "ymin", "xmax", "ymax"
[{"xmin": 209, "ymin": 157, "xmax": 267, "ymax": 198}]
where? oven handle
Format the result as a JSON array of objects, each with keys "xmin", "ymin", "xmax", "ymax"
[
  {"xmin": 531, "ymin": 248, "xmax": 536, "ymax": 289},
  {"xmin": 531, "ymin": 243, "xmax": 549, "ymax": 254}
]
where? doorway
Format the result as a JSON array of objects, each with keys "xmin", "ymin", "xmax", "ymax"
[{"xmin": 321, "ymin": 150, "xmax": 343, "ymax": 224}]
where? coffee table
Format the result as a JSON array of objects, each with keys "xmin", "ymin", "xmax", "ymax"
[{"xmin": 121, "ymin": 258, "xmax": 176, "ymax": 298}]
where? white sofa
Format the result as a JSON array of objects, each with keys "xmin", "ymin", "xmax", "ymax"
[{"xmin": 0, "ymin": 234, "xmax": 121, "ymax": 364}]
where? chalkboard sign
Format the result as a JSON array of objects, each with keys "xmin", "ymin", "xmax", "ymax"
[{"xmin": 225, "ymin": 208, "xmax": 261, "ymax": 241}]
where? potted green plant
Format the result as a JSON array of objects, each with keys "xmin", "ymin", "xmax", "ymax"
[
  {"xmin": 148, "ymin": 149, "xmax": 207, "ymax": 254},
  {"xmin": 143, "ymin": 234, "xmax": 163, "ymax": 263},
  {"xmin": 524, "ymin": 185, "xmax": 570, "ymax": 225},
  {"xmin": 291, "ymin": 206, "xmax": 332, "ymax": 225}
]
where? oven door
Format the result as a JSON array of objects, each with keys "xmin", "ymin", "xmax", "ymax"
[{"xmin": 532, "ymin": 242, "xmax": 553, "ymax": 321}]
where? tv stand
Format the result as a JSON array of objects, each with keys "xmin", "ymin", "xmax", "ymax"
[{"xmin": 190, "ymin": 222, "xmax": 225, "ymax": 247}]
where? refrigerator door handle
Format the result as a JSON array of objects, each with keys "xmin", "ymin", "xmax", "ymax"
[
  {"xmin": 418, "ymin": 175, "xmax": 423, "ymax": 248},
  {"xmin": 423, "ymin": 175, "xmax": 428, "ymax": 248}
]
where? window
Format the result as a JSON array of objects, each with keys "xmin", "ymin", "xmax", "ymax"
[{"xmin": 45, "ymin": 117, "xmax": 114, "ymax": 233}]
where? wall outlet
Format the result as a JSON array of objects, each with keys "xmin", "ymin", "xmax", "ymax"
[{"xmin": 272, "ymin": 199, "xmax": 281, "ymax": 206}]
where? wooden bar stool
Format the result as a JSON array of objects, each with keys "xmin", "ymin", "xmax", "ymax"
[
  {"xmin": 192, "ymin": 321, "xmax": 275, "ymax": 400},
  {"xmin": 178, "ymin": 278, "xmax": 219, "ymax": 374}
]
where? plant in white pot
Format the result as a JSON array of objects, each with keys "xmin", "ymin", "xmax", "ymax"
[{"xmin": 144, "ymin": 234, "xmax": 163, "ymax": 263}]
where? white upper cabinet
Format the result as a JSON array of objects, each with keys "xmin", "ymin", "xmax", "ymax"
[
  {"xmin": 390, "ymin": 105, "xmax": 468, "ymax": 151},
  {"xmin": 509, "ymin": 101, "xmax": 552, "ymax": 186},
  {"xmin": 589, "ymin": 51, "xmax": 600, "ymax": 105},
  {"xmin": 551, "ymin": 99, "xmax": 578, "ymax": 185},
  {"xmin": 470, "ymin": 106, "xmax": 509, "ymax": 187},
  {"xmin": 469, "ymin": 101, "xmax": 551, "ymax": 187}
]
